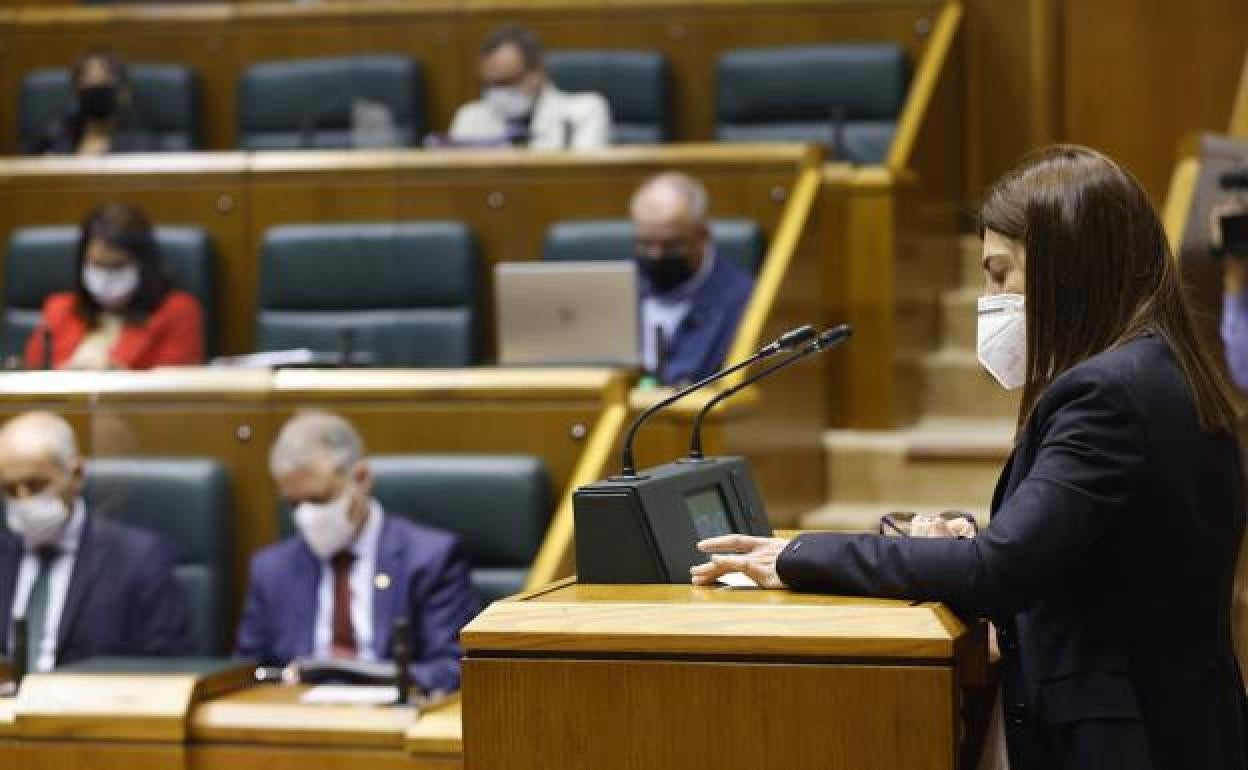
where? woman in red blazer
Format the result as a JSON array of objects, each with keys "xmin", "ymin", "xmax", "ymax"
[{"xmin": 25, "ymin": 202, "xmax": 203, "ymax": 370}]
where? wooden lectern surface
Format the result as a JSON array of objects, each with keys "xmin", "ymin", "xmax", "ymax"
[
  {"xmin": 461, "ymin": 580, "xmax": 973, "ymax": 770},
  {"xmin": 464, "ymin": 580, "xmax": 967, "ymax": 659}
]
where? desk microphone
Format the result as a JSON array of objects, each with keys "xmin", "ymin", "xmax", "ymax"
[
  {"xmin": 614, "ymin": 324, "xmax": 816, "ymax": 479},
  {"xmin": 686, "ymin": 324, "xmax": 852, "ymax": 461}
]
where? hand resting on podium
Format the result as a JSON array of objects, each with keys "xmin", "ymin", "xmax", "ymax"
[{"xmin": 690, "ymin": 535, "xmax": 792, "ymax": 588}]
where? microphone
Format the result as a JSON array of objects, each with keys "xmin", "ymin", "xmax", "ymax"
[
  {"xmin": 614, "ymin": 324, "xmax": 817, "ymax": 479},
  {"xmin": 686, "ymin": 324, "xmax": 852, "ymax": 461}
]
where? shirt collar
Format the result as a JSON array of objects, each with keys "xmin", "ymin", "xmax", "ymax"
[{"xmin": 651, "ymin": 247, "xmax": 717, "ymax": 306}]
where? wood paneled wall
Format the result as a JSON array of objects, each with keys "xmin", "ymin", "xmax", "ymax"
[{"xmin": 965, "ymin": 0, "xmax": 1247, "ymax": 204}]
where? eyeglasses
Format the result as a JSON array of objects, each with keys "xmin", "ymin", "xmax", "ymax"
[{"xmin": 879, "ymin": 510, "xmax": 979, "ymax": 538}]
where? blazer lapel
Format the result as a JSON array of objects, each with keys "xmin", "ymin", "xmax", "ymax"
[
  {"xmin": 372, "ymin": 515, "xmax": 404, "ymax": 659},
  {"xmin": 0, "ymin": 533, "xmax": 21, "ymax": 653},
  {"xmin": 56, "ymin": 515, "xmax": 106, "ymax": 655}
]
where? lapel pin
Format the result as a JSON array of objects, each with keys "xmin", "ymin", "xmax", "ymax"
[{"xmin": 374, "ymin": 573, "xmax": 392, "ymax": 590}]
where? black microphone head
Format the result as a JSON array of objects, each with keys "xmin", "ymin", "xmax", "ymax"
[
  {"xmin": 762, "ymin": 324, "xmax": 817, "ymax": 355},
  {"xmin": 812, "ymin": 324, "xmax": 853, "ymax": 350}
]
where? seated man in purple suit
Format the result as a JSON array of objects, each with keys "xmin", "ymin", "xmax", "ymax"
[
  {"xmin": 235, "ymin": 411, "xmax": 479, "ymax": 692},
  {"xmin": 0, "ymin": 411, "xmax": 189, "ymax": 671}
]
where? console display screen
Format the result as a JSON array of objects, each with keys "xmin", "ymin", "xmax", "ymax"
[{"xmin": 685, "ymin": 485, "xmax": 734, "ymax": 540}]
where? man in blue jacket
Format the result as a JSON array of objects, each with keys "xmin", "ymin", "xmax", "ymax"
[
  {"xmin": 631, "ymin": 172, "xmax": 755, "ymax": 385},
  {"xmin": 0, "ymin": 411, "xmax": 189, "ymax": 671},
  {"xmin": 235, "ymin": 411, "xmax": 479, "ymax": 692}
]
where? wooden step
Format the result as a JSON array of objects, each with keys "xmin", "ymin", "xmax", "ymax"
[
  {"xmin": 822, "ymin": 417, "xmax": 1014, "ymax": 509},
  {"xmin": 916, "ymin": 349, "xmax": 1021, "ymax": 420}
]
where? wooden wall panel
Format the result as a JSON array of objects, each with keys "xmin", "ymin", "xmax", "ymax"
[{"xmin": 1061, "ymin": 0, "xmax": 1248, "ymax": 203}]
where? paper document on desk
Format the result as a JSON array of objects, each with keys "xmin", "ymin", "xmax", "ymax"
[
  {"xmin": 716, "ymin": 571, "xmax": 759, "ymax": 588},
  {"xmin": 300, "ymin": 685, "xmax": 400, "ymax": 706}
]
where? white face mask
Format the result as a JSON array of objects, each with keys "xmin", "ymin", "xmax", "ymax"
[
  {"xmin": 5, "ymin": 492, "xmax": 70, "ymax": 548},
  {"xmin": 977, "ymin": 293, "xmax": 1026, "ymax": 390},
  {"xmin": 484, "ymin": 85, "xmax": 536, "ymax": 121},
  {"xmin": 293, "ymin": 487, "xmax": 357, "ymax": 560},
  {"xmin": 82, "ymin": 263, "xmax": 140, "ymax": 309}
]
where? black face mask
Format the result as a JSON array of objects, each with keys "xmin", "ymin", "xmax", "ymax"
[
  {"xmin": 638, "ymin": 253, "xmax": 695, "ymax": 294},
  {"xmin": 78, "ymin": 85, "xmax": 119, "ymax": 121}
]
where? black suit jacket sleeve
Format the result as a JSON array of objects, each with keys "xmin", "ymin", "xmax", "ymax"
[{"xmin": 777, "ymin": 370, "xmax": 1146, "ymax": 617}]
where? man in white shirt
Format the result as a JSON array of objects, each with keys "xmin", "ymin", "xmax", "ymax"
[
  {"xmin": 448, "ymin": 24, "xmax": 611, "ymax": 150},
  {"xmin": 235, "ymin": 411, "xmax": 478, "ymax": 692},
  {"xmin": 0, "ymin": 411, "xmax": 189, "ymax": 672}
]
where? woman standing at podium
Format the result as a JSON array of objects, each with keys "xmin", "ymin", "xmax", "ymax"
[{"xmin": 693, "ymin": 145, "xmax": 1248, "ymax": 770}]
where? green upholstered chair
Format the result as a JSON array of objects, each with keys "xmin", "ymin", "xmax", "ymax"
[
  {"xmin": 255, "ymin": 221, "xmax": 479, "ymax": 367},
  {"xmin": 546, "ymin": 50, "xmax": 671, "ymax": 144},
  {"xmin": 85, "ymin": 458, "xmax": 232, "ymax": 656},
  {"xmin": 237, "ymin": 55, "xmax": 424, "ymax": 150},
  {"xmin": 714, "ymin": 43, "xmax": 908, "ymax": 164}
]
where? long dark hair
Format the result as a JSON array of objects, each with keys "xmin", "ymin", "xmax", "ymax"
[
  {"xmin": 74, "ymin": 202, "xmax": 172, "ymax": 327},
  {"xmin": 980, "ymin": 145, "xmax": 1238, "ymax": 434}
]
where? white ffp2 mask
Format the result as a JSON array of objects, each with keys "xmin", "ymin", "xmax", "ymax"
[
  {"xmin": 484, "ymin": 86, "xmax": 535, "ymax": 121},
  {"xmin": 82, "ymin": 263, "xmax": 140, "ymax": 309},
  {"xmin": 976, "ymin": 293, "xmax": 1026, "ymax": 390},
  {"xmin": 5, "ymin": 493, "xmax": 70, "ymax": 548},
  {"xmin": 293, "ymin": 490, "xmax": 356, "ymax": 560}
]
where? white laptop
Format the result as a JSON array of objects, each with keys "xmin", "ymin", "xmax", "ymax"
[{"xmin": 495, "ymin": 261, "xmax": 640, "ymax": 367}]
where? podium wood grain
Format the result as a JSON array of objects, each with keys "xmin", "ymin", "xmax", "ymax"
[{"xmin": 462, "ymin": 581, "xmax": 974, "ymax": 770}]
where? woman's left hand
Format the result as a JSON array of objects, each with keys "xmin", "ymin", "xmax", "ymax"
[{"xmin": 690, "ymin": 535, "xmax": 792, "ymax": 589}]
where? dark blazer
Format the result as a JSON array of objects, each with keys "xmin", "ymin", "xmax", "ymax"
[
  {"xmin": 234, "ymin": 513, "xmax": 480, "ymax": 693},
  {"xmin": 0, "ymin": 514, "xmax": 191, "ymax": 665},
  {"xmin": 23, "ymin": 112, "xmax": 160, "ymax": 156},
  {"xmin": 778, "ymin": 334, "xmax": 1248, "ymax": 770},
  {"xmin": 646, "ymin": 253, "xmax": 754, "ymax": 386}
]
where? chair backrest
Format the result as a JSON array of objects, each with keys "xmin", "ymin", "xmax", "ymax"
[
  {"xmin": 19, "ymin": 64, "xmax": 201, "ymax": 152},
  {"xmin": 542, "ymin": 218, "xmax": 765, "ymax": 274},
  {"xmin": 2, "ymin": 225, "xmax": 219, "ymax": 360},
  {"xmin": 714, "ymin": 43, "xmax": 908, "ymax": 164},
  {"xmin": 84, "ymin": 458, "xmax": 232, "ymax": 656},
  {"xmin": 256, "ymin": 221, "xmax": 479, "ymax": 366},
  {"xmin": 237, "ymin": 55, "xmax": 424, "ymax": 150},
  {"xmin": 546, "ymin": 50, "xmax": 671, "ymax": 144},
  {"xmin": 369, "ymin": 455, "xmax": 553, "ymax": 605}
]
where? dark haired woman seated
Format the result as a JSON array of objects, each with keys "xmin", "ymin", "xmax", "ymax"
[
  {"xmin": 25, "ymin": 50, "xmax": 158, "ymax": 156},
  {"xmin": 26, "ymin": 202, "xmax": 203, "ymax": 370}
]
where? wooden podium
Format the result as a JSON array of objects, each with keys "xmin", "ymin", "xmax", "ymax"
[{"xmin": 461, "ymin": 579, "xmax": 984, "ymax": 770}]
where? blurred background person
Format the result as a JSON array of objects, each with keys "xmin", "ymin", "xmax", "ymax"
[
  {"xmin": 24, "ymin": 50, "xmax": 157, "ymax": 156},
  {"xmin": 0, "ymin": 412, "xmax": 189, "ymax": 672},
  {"xmin": 26, "ymin": 202, "xmax": 204, "ymax": 371},
  {"xmin": 449, "ymin": 25, "xmax": 610, "ymax": 150},
  {"xmin": 632, "ymin": 172, "xmax": 754, "ymax": 385},
  {"xmin": 235, "ymin": 411, "xmax": 479, "ymax": 693},
  {"xmin": 1216, "ymin": 175, "xmax": 1248, "ymax": 389}
]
